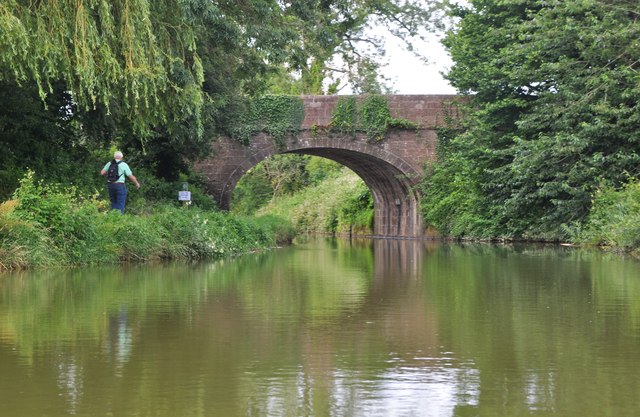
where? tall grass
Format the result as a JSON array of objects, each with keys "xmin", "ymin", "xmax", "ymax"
[
  {"xmin": 257, "ymin": 168, "xmax": 374, "ymax": 235},
  {"xmin": 568, "ymin": 179, "xmax": 640, "ymax": 255},
  {"xmin": 0, "ymin": 171, "xmax": 294, "ymax": 271}
]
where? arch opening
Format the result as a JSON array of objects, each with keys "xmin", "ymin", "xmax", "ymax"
[{"xmin": 225, "ymin": 146, "xmax": 423, "ymax": 238}]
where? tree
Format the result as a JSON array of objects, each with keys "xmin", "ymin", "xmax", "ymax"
[
  {"xmin": 505, "ymin": 0, "xmax": 640, "ymax": 234},
  {"xmin": 280, "ymin": 0, "xmax": 447, "ymax": 94},
  {"xmin": 0, "ymin": 80, "xmax": 105, "ymax": 199},
  {"xmin": 425, "ymin": 0, "xmax": 640, "ymax": 238},
  {"xmin": 1, "ymin": 0, "xmax": 445, "ymax": 203},
  {"xmin": 1, "ymin": 1, "xmax": 200, "ymax": 135}
]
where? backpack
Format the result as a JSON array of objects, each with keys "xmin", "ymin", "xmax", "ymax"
[{"xmin": 106, "ymin": 160, "xmax": 122, "ymax": 182}]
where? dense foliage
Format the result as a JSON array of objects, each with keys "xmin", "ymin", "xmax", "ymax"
[
  {"xmin": 0, "ymin": 171, "xmax": 294, "ymax": 271},
  {"xmin": 0, "ymin": 0, "xmax": 314, "ymax": 135},
  {"xmin": 228, "ymin": 95, "xmax": 305, "ymax": 146},
  {"xmin": 422, "ymin": 0, "xmax": 640, "ymax": 241},
  {"xmin": 570, "ymin": 178, "xmax": 640, "ymax": 255},
  {"xmin": 254, "ymin": 167, "xmax": 374, "ymax": 236}
]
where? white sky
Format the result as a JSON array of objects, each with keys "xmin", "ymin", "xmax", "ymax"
[{"xmin": 381, "ymin": 33, "xmax": 456, "ymax": 95}]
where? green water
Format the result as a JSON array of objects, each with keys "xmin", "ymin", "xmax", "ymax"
[{"xmin": 1, "ymin": 238, "xmax": 640, "ymax": 416}]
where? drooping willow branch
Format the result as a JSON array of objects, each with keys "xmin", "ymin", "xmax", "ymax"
[{"xmin": 0, "ymin": 0, "xmax": 205, "ymax": 137}]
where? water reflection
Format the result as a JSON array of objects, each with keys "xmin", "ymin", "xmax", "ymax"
[
  {"xmin": 56, "ymin": 354, "xmax": 83, "ymax": 414},
  {"xmin": 103, "ymin": 305, "xmax": 134, "ymax": 375},
  {"xmin": 1, "ymin": 239, "xmax": 640, "ymax": 416}
]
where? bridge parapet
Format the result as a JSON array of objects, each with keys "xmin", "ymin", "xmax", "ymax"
[{"xmin": 300, "ymin": 94, "xmax": 458, "ymax": 129}]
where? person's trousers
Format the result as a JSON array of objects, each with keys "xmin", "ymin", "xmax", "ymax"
[{"xmin": 108, "ymin": 183, "xmax": 127, "ymax": 214}]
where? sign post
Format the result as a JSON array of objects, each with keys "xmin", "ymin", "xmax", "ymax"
[{"xmin": 178, "ymin": 182, "xmax": 191, "ymax": 206}]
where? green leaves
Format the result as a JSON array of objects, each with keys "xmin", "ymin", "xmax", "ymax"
[
  {"xmin": 359, "ymin": 95, "xmax": 392, "ymax": 142},
  {"xmin": 426, "ymin": 0, "xmax": 640, "ymax": 239},
  {"xmin": 330, "ymin": 95, "xmax": 418, "ymax": 142},
  {"xmin": 229, "ymin": 95, "xmax": 305, "ymax": 146},
  {"xmin": 0, "ymin": 0, "xmax": 206, "ymax": 139},
  {"xmin": 571, "ymin": 178, "xmax": 640, "ymax": 251},
  {"xmin": 331, "ymin": 96, "xmax": 358, "ymax": 137}
]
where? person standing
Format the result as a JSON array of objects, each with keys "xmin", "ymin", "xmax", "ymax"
[{"xmin": 100, "ymin": 151, "xmax": 141, "ymax": 214}]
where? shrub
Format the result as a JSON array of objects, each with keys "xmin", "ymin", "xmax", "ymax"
[
  {"xmin": 0, "ymin": 200, "xmax": 59, "ymax": 270},
  {"xmin": 336, "ymin": 183, "xmax": 374, "ymax": 235},
  {"xmin": 0, "ymin": 171, "xmax": 285, "ymax": 271},
  {"xmin": 250, "ymin": 215, "xmax": 297, "ymax": 244},
  {"xmin": 570, "ymin": 179, "xmax": 640, "ymax": 251},
  {"xmin": 420, "ymin": 159, "xmax": 497, "ymax": 239}
]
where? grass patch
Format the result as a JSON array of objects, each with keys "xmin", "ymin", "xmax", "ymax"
[
  {"xmin": 568, "ymin": 179, "xmax": 640, "ymax": 254},
  {"xmin": 257, "ymin": 168, "xmax": 373, "ymax": 235}
]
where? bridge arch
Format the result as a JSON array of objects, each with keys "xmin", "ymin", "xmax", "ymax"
[
  {"xmin": 194, "ymin": 94, "xmax": 458, "ymax": 238},
  {"xmin": 218, "ymin": 136, "xmax": 423, "ymax": 237}
]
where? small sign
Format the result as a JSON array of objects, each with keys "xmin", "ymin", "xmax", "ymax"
[{"xmin": 178, "ymin": 191, "xmax": 192, "ymax": 202}]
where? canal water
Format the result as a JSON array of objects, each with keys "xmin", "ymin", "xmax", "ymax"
[{"xmin": 1, "ymin": 238, "xmax": 640, "ymax": 416}]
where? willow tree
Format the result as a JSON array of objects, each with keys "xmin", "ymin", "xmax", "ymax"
[{"xmin": 0, "ymin": 0, "xmax": 208, "ymax": 138}]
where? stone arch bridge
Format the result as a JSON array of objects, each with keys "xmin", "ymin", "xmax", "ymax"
[{"xmin": 195, "ymin": 95, "xmax": 460, "ymax": 238}]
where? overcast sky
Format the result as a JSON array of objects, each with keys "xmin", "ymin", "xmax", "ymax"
[{"xmin": 381, "ymin": 33, "xmax": 456, "ymax": 95}]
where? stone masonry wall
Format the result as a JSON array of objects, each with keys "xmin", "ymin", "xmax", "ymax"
[{"xmin": 194, "ymin": 94, "xmax": 460, "ymax": 237}]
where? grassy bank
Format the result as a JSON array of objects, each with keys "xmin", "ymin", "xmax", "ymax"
[
  {"xmin": 420, "ymin": 166, "xmax": 640, "ymax": 256},
  {"xmin": 0, "ymin": 172, "xmax": 295, "ymax": 271},
  {"xmin": 567, "ymin": 179, "xmax": 640, "ymax": 257},
  {"xmin": 256, "ymin": 168, "xmax": 373, "ymax": 236}
]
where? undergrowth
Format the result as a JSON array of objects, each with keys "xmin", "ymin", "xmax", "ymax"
[
  {"xmin": 567, "ymin": 179, "xmax": 640, "ymax": 256},
  {"xmin": 257, "ymin": 168, "xmax": 373, "ymax": 235},
  {"xmin": 0, "ymin": 171, "xmax": 294, "ymax": 271}
]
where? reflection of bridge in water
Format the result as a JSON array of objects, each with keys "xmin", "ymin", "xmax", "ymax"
[
  {"xmin": 195, "ymin": 95, "xmax": 460, "ymax": 238},
  {"xmin": 372, "ymin": 238, "xmax": 426, "ymax": 283}
]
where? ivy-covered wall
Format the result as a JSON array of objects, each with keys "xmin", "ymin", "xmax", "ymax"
[
  {"xmin": 330, "ymin": 95, "xmax": 419, "ymax": 142},
  {"xmin": 229, "ymin": 95, "xmax": 305, "ymax": 146},
  {"xmin": 227, "ymin": 94, "xmax": 426, "ymax": 145}
]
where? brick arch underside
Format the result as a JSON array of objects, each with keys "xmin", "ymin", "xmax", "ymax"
[{"xmin": 222, "ymin": 145, "xmax": 424, "ymax": 238}]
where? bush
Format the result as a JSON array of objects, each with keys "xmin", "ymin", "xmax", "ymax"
[
  {"xmin": 419, "ymin": 159, "xmax": 497, "ymax": 239},
  {"xmin": 0, "ymin": 171, "xmax": 284, "ymax": 271},
  {"xmin": 246, "ymin": 215, "xmax": 297, "ymax": 245},
  {"xmin": 570, "ymin": 179, "xmax": 640, "ymax": 252},
  {"xmin": 336, "ymin": 183, "xmax": 374, "ymax": 235},
  {"xmin": 11, "ymin": 170, "xmax": 114, "ymax": 265},
  {"xmin": 0, "ymin": 200, "xmax": 59, "ymax": 269}
]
